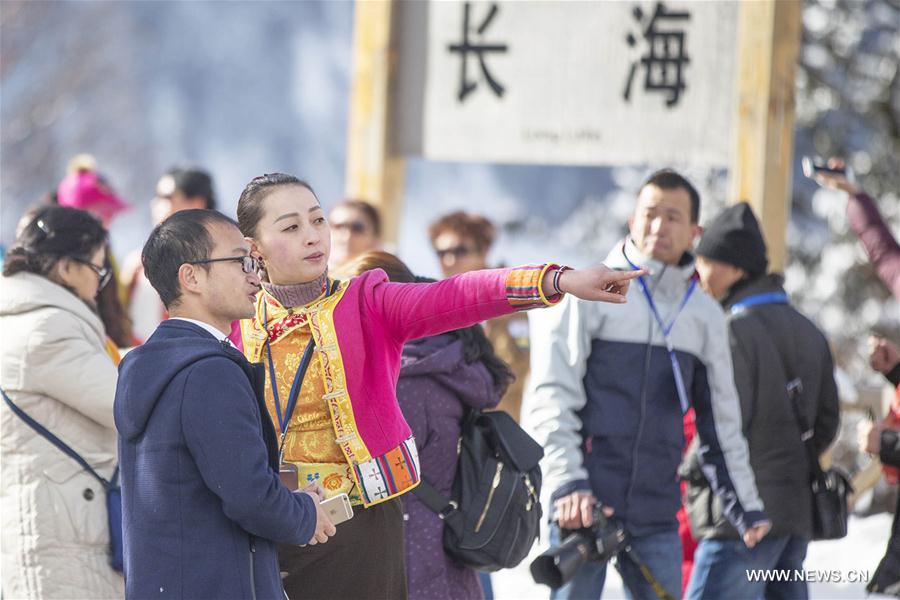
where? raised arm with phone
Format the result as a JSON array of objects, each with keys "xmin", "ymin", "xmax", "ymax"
[{"xmin": 808, "ymin": 156, "xmax": 900, "ymax": 298}]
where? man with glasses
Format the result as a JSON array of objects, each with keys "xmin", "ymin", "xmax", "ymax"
[
  {"xmin": 115, "ymin": 209, "xmax": 334, "ymax": 599},
  {"xmin": 328, "ymin": 199, "xmax": 382, "ymax": 271}
]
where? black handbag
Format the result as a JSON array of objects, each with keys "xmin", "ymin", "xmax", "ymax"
[
  {"xmin": 413, "ymin": 409, "xmax": 543, "ymax": 571},
  {"xmin": 750, "ymin": 304, "xmax": 852, "ymax": 541},
  {"xmin": 785, "ymin": 375, "xmax": 852, "ymax": 540}
]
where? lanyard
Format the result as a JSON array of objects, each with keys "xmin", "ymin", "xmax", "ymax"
[
  {"xmin": 623, "ymin": 246, "xmax": 697, "ymax": 414},
  {"xmin": 729, "ymin": 291, "xmax": 789, "ymax": 315},
  {"xmin": 263, "ymin": 279, "xmax": 337, "ymax": 459}
]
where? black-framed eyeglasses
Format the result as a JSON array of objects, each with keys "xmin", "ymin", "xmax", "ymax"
[
  {"xmin": 435, "ymin": 245, "xmax": 474, "ymax": 260},
  {"xmin": 188, "ymin": 255, "xmax": 259, "ymax": 274},
  {"xmin": 71, "ymin": 257, "xmax": 112, "ymax": 289},
  {"xmin": 332, "ymin": 220, "xmax": 369, "ymax": 235}
]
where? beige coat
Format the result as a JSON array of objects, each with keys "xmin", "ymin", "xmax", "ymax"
[{"xmin": 1, "ymin": 272, "xmax": 123, "ymax": 599}]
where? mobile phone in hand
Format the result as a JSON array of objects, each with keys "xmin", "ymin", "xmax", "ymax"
[
  {"xmin": 801, "ymin": 156, "xmax": 849, "ymax": 178},
  {"xmin": 279, "ymin": 463, "xmax": 299, "ymax": 491},
  {"xmin": 320, "ymin": 493, "xmax": 354, "ymax": 525}
]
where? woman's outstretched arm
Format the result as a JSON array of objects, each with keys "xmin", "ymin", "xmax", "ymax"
[{"xmin": 361, "ymin": 263, "xmax": 643, "ymax": 344}]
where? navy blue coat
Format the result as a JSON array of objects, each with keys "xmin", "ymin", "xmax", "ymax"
[{"xmin": 115, "ymin": 320, "xmax": 316, "ymax": 599}]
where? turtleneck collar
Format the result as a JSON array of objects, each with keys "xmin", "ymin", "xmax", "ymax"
[{"xmin": 260, "ymin": 269, "xmax": 329, "ymax": 308}]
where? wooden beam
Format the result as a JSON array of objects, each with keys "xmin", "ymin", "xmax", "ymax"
[
  {"xmin": 345, "ymin": 0, "xmax": 405, "ymax": 246},
  {"xmin": 729, "ymin": 0, "xmax": 802, "ymax": 273}
]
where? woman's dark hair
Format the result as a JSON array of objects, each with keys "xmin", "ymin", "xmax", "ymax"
[
  {"xmin": 95, "ymin": 247, "xmax": 134, "ymax": 347},
  {"xmin": 236, "ymin": 173, "xmax": 318, "ymax": 238},
  {"xmin": 4, "ymin": 205, "xmax": 108, "ymax": 279},
  {"xmin": 342, "ymin": 251, "xmax": 515, "ymax": 392},
  {"xmin": 167, "ymin": 167, "xmax": 217, "ymax": 211},
  {"xmin": 339, "ymin": 251, "xmax": 416, "ymax": 284}
]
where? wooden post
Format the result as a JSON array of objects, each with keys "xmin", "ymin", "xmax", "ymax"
[
  {"xmin": 345, "ymin": 0, "xmax": 405, "ymax": 247},
  {"xmin": 729, "ymin": 0, "xmax": 802, "ymax": 273}
]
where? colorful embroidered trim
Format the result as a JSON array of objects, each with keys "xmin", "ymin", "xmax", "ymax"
[
  {"xmin": 506, "ymin": 263, "xmax": 564, "ymax": 310},
  {"xmin": 288, "ymin": 460, "xmax": 362, "ymax": 506},
  {"xmin": 352, "ymin": 437, "xmax": 421, "ymax": 504}
]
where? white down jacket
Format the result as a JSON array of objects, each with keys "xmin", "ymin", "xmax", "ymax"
[{"xmin": 1, "ymin": 272, "xmax": 123, "ymax": 599}]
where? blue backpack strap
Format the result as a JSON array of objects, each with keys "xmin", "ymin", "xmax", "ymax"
[{"xmin": 2, "ymin": 387, "xmax": 112, "ymax": 490}]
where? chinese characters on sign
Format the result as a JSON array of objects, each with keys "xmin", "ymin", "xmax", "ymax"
[
  {"xmin": 623, "ymin": 3, "xmax": 691, "ymax": 107},
  {"xmin": 447, "ymin": 2, "xmax": 508, "ymax": 102},
  {"xmin": 401, "ymin": 0, "xmax": 737, "ymax": 166},
  {"xmin": 446, "ymin": 1, "xmax": 692, "ymax": 108}
]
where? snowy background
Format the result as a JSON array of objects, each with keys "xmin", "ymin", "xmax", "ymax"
[{"xmin": 492, "ymin": 514, "xmax": 893, "ymax": 599}]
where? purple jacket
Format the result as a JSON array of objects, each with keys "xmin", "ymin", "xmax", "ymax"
[
  {"xmin": 397, "ymin": 333, "xmax": 505, "ymax": 600},
  {"xmin": 848, "ymin": 192, "xmax": 900, "ymax": 298}
]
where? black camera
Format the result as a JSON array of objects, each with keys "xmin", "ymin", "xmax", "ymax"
[{"xmin": 530, "ymin": 505, "xmax": 628, "ymax": 590}]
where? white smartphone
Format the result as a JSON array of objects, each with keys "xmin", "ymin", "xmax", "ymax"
[
  {"xmin": 320, "ymin": 493, "xmax": 354, "ymax": 525},
  {"xmin": 801, "ymin": 156, "xmax": 854, "ymax": 181}
]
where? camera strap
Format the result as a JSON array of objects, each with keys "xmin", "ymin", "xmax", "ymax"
[{"xmin": 622, "ymin": 544, "xmax": 678, "ymax": 600}]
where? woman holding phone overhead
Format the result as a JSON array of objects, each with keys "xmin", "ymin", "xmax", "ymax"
[{"xmin": 235, "ymin": 173, "xmax": 643, "ymax": 599}]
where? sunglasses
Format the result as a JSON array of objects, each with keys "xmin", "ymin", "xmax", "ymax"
[
  {"xmin": 332, "ymin": 220, "xmax": 369, "ymax": 235},
  {"xmin": 71, "ymin": 257, "xmax": 112, "ymax": 289},
  {"xmin": 187, "ymin": 255, "xmax": 259, "ymax": 274},
  {"xmin": 435, "ymin": 246, "xmax": 475, "ymax": 260}
]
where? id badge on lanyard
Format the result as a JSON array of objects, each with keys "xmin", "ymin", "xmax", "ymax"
[
  {"xmin": 264, "ymin": 279, "xmax": 339, "ymax": 480},
  {"xmin": 624, "ymin": 247, "xmax": 697, "ymax": 414}
]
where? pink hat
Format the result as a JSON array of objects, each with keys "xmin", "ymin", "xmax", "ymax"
[{"xmin": 57, "ymin": 170, "xmax": 129, "ymax": 223}]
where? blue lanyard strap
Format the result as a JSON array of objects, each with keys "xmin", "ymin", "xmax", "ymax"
[
  {"xmin": 623, "ymin": 247, "xmax": 697, "ymax": 414},
  {"xmin": 262, "ymin": 279, "xmax": 338, "ymax": 460},
  {"xmin": 729, "ymin": 292, "xmax": 789, "ymax": 315},
  {"xmin": 2, "ymin": 388, "xmax": 116, "ymax": 490},
  {"xmin": 264, "ymin": 331, "xmax": 315, "ymax": 435}
]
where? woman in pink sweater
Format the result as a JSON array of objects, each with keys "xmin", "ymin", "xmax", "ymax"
[{"xmin": 236, "ymin": 173, "xmax": 642, "ymax": 599}]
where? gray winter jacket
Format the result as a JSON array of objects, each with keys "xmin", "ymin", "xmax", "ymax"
[
  {"xmin": 681, "ymin": 274, "xmax": 840, "ymax": 540},
  {"xmin": 525, "ymin": 239, "xmax": 768, "ymax": 537}
]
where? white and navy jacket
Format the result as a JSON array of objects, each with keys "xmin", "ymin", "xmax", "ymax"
[{"xmin": 525, "ymin": 238, "xmax": 768, "ymax": 537}]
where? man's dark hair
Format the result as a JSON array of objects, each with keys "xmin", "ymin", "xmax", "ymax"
[
  {"xmin": 167, "ymin": 167, "xmax": 217, "ymax": 211},
  {"xmin": 640, "ymin": 169, "xmax": 701, "ymax": 223},
  {"xmin": 141, "ymin": 209, "xmax": 238, "ymax": 308}
]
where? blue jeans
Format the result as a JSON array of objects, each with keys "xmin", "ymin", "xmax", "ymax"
[
  {"xmin": 686, "ymin": 535, "xmax": 809, "ymax": 600},
  {"xmin": 479, "ymin": 571, "xmax": 494, "ymax": 600},
  {"xmin": 548, "ymin": 526, "xmax": 682, "ymax": 600}
]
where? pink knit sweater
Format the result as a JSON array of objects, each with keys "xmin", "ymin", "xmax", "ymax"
[{"xmin": 241, "ymin": 264, "xmax": 558, "ymax": 505}]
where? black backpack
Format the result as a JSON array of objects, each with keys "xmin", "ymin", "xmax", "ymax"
[{"xmin": 412, "ymin": 409, "xmax": 544, "ymax": 572}]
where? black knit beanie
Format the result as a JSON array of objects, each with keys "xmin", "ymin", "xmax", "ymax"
[{"xmin": 696, "ymin": 202, "xmax": 768, "ymax": 277}]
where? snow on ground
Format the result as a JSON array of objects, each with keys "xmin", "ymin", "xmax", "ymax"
[{"xmin": 492, "ymin": 514, "xmax": 892, "ymax": 599}]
